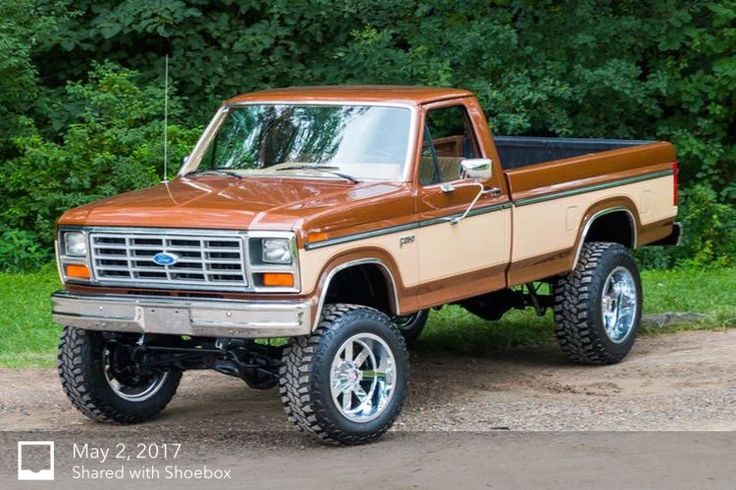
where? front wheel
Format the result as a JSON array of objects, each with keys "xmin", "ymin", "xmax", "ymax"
[
  {"xmin": 553, "ymin": 242, "xmax": 642, "ymax": 365},
  {"xmin": 58, "ymin": 327, "xmax": 181, "ymax": 424},
  {"xmin": 279, "ymin": 304, "xmax": 409, "ymax": 445}
]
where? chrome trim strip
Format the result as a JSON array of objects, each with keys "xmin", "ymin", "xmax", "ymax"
[
  {"xmin": 572, "ymin": 207, "xmax": 637, "ymax": 268},
  {"xmin": 56, "ymin": 229, "xmax": 93, "ymax": 285},
  {"xmin": 54, "ymin": 240, "xmax": 64, "ymax": 283},
  {"xmin": 246, "ymin": 230, "xmax": 301, "ymax": 293},
  {"xmin": 304, "ymin": 169, "xmax": 669, "ymax": 251},
  {"xmin": 179, "ymin": 105, "xmax": 229, "ymax": 177},
  {"xmin": 60, "ymin": 226, "xmax": 248, "ymax": 236},
  {"xmin": 304, "ymin": 202, "xmax": 511, "ymax": 250},
  {"xmin": 305, "ymin": 222, "xmax": 420, "ymax": 251},
  {"xmin": 51, "ymin": 291, "xmax": 312, "ymax": 339},
  {"xmin": 513, "ymin": 169, "xmax": 673, "ymax": 207},
  {"xmin": 315, "ymin": 259, "xmax": 400, "ymax": 320},
  {"xmin": 674, "ymin": 222, "xmax": 683, "ymax": 247}
]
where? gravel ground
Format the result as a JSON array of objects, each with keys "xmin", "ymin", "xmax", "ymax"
[
  {"xmin": 1, "ymin": 330, "xmax": 735, "ymax": 489},
  {"xmin": 1, "ymin": 329, "xmax": 735, "ymax": 433}
]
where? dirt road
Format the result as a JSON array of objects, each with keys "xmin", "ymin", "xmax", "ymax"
[
  {"xmin": 2, "ymin": 329, "xmax": 736, "ymax": 432},
  {"xmin": 1, "ymin": 330, "xmax": 735, "ymax": 488}
]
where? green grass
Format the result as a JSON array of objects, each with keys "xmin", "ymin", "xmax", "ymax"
[
  {"xmin": 0, "ymin": 266, "xmax": 734, "ymax": 367},
  {"xmin": 0, "ymin": 264, "xmax": 62, "ymax": 368},
  {"xmin": 639, "ymin": 268, "xmax": 736, "ymax": 324},
  {"xmin": 420, "ymin": 268, "xmax": 736, "ymax": 354}
]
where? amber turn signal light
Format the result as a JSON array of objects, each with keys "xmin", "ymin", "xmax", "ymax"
[
  {"xmin": 307, "ymin": 231, "xmax": 328, "ymax": 243},
  {"xmin": 65, "ymin": 263, "xmax": 91, "ymax": 280},
  {"xmin": 261, "ymin": 272, "xmax": 294, "ymax": 287}
]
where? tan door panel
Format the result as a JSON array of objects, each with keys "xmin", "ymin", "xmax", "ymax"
[{"xmin": 415, "ymin": 184, "xmax": 510, "ymax": 307}]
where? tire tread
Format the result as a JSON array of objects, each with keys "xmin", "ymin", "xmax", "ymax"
[
  {"xmin": 553, "ymin": 242, "xmax": 639, "ymax": 365},
  {"xmin": 279, "ymin": 304, "xmax": 408, "ymax": 445},
  {"xmin": 58, "ymin": 327, "xmax": 181, "ymax": 424}
]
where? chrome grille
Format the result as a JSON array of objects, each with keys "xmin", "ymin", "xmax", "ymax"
[{"xmin": 90, "ymin": 231, "xmax": 248, "ymax": 291}]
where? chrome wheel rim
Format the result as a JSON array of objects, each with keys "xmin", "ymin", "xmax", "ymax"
[
  {"xmin": 601, "ymin": 266, "xmax": 638, "ymax": 343},
  {"xmin": 103, "ymin": 349, "xmax": 169, "ymax": 402},
  {"xmin": 330, "ymin": 333, "xmax": 396, "ymax": 423}
]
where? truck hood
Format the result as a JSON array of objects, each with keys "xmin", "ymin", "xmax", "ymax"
[{"xmin": 58, "ymin": 175, "xmax": 412, "ymax": 235}]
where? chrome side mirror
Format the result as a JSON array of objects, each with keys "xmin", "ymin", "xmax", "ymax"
[{"xmin": 460, "ymin": 158, "xmax": 492, "ymax": 181}]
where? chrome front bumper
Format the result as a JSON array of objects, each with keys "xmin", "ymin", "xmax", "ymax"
[{"xmin": 51, "ymin": 291, "xmax": 312, "ymax": 338}]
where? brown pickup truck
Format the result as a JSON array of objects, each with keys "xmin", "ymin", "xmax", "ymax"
[{"xmin": 52, "ymin": 86, "xmax": 680, "ymax": 444}]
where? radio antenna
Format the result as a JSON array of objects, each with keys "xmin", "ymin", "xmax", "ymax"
[{"xmin": 162, "ymin": 54, "xmax": 169, "ymax": 183}]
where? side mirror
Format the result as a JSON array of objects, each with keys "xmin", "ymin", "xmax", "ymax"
[
  {"xmin": 181, "ymin": 154, "xmax": 190, "ymax": 166},
  {"xmin": 460, "ymin": 158, "xmax": 492, "ymax": 181}
]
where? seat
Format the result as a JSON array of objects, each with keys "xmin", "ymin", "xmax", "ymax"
[{"xmin": 419, "ymin": 156, "xmax": 462, "ymax": 183}]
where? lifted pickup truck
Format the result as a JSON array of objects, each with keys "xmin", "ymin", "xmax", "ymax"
[{"xmin": 53, "ymin": 86, "xmax": 680, "ymax": 444}]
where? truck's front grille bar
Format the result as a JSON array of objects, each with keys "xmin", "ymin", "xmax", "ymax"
[{"xmin": 89, "ymin": 231, "xmax": 248, "ymax": 291}]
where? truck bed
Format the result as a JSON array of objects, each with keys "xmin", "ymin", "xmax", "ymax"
[
  {"xmin": 499, "ymin": 134, "xmax": 677, "ymax": 286},
  {"xmin": 495, "ymin": 136, "xmax": 653, "ymax": 170}
]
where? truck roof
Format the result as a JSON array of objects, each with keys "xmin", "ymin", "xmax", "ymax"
[{"xmin": 226, "ymin": 85, "xmax": 473, "ymax": 106}]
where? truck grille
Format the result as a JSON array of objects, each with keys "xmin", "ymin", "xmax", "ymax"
[{"xmin": 89, "ymin": 231, "xmax": 248, "ymax": 291}]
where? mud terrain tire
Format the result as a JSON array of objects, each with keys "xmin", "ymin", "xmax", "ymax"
[
  {"xmin": 58, "ymin": 327, "xmax": 181, "ymax": 423},
  {"xmin": 279, "ymin": 304, "xmax": 409, "ymax": 445},
  {"xmin": 553, "ymin": 242, "xmax": 642, "ymax": 365}
]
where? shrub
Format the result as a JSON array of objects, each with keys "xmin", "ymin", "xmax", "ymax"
[
  {"xmin": 0, "ymin": 63, "xmax": 200, "ymax": 267},
  {"xmin": 0, "ymin": 229, "xmax": 48, "ymax": 272},
  {"xmin": 636, "ymin": 185, "xmax": 736, "ymax": 269}
]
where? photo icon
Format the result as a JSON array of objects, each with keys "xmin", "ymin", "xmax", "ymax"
[{"xmin": 17, "ymin": 441, "xmax": 54, "ymax": 481}]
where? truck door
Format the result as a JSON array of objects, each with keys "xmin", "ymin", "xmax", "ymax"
[{"xmin": 414, "ymin": 101, "xmax": 511, "ymax": 307}]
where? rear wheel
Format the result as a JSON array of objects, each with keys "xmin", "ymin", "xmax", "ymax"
[
  {"xmin": 393, "ymin": 309, "xmax": 429, "ymax": 343},
  {"xmin": 58, "ymin": 327, "xmax": 181, "ymax": 423},
  {"xmin": 279, "ymin": 304, "xmax": 409, "ymax": 445},
  {"xmin": 553, "ymin": 242, "xmax": 642, "ymax": 365}
]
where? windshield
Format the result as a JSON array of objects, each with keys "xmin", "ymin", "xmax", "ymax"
[{"xmin": 189, "ymin": 104, "xmax": 413, "ymax": 181}]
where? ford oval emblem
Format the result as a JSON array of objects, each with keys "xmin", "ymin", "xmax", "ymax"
[{"xmin": 152, "ymin": 252, "xmax": 179, "ymax": 266}]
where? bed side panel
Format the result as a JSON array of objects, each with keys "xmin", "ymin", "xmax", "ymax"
[{"xmin": 505, "ymin": 142, "xmax": 677, "ymax": 286}]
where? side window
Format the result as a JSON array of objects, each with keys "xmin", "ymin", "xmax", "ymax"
[{"xmin": 419, "ymin": 106, "xmax": 480, "ymax": 185}]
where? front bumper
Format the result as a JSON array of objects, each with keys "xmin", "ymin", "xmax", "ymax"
[{"xmin": 51, "ymin": 291, "xmax": 312, "ymax": 338}]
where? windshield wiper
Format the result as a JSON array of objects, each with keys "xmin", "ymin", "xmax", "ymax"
[
  {"xmin": 275, "ymin": 165, "xmax": 360, "ymax": 184},
  {"xmin": 188, "ymin": 168, "xmax": 244, "ymax": 179}
]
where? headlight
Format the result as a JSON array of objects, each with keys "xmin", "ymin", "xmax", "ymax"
[
  {"xmin": 63, "ymin": 232, "xmax": 87, "ymax": 257},
  {"xmin": 262, "ymin": 238, "xmax": 292, "ymax": 264}
]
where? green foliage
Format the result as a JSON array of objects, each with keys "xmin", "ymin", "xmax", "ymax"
[
  {"xmin": 676, "ymin": 186, "xmax": 736, "ymax": 267},
  {"xmin": 0, "ymin": 229, "xmax": 48, "ymax": 272},
  {"xmin": 0, "ymin": 63, "xmax": 201, "ymax": 263},
  {"xmin": 0, "ymin": 0, "xmax": 56, "ymax": 155},
  {"xmin": 637, "ymin": 185, "xmax": 736, "ymax": 269},
  {"xmin": 0, "ymin": 0, "xmax": 734, "ymax": 270},
  {"xmin": 653, "ymin": 0, "xmax": 736, "ymax": 203}
]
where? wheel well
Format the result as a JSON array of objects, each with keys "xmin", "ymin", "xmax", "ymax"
[
  {"xmin": 583, "ymin": 210, "xmax": 635, "ymax": 248},
  {"xmin": 322, "ymin": 263, "xmax": 397, "ymax": 316}
]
